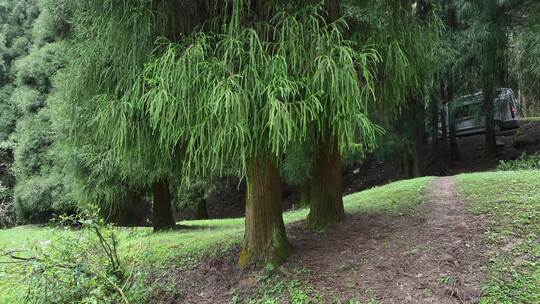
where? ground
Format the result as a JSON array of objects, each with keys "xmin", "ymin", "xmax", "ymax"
[
  {"xmin": 154, "ymin": 177, "xmax": 490, "ymax": 304},
  {"xmin": 1, "ymin": 171, "xmax": 539, "ymax": 303},
  {"xmin": 147, "ymin": 172, "xmax": 540, "ymax": 304}
]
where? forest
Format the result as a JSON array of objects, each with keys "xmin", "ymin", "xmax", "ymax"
[{"xmin": 0, "ymin": 0, "xmax": 539, "ymax": 303}]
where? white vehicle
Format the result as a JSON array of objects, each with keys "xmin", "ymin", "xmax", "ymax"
[{"xmin": 445, "ymin": 88, "xmax": 521, "ymax": 137}]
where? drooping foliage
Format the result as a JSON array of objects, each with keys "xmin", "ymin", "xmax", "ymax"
[
  {"xmin": 136, "ymin": 0, "xmax": 381, "ymax": 264},
  {"xmin": 142, "ymin": 2, "xmax": 379, "ymax": 176},
  {"xmin": 346, "ymin": 0, "xmax": 445, "ymax": 176},
  {"xmin": 52, "ymin": 1, "xmax": 215, "ymax": 228}
]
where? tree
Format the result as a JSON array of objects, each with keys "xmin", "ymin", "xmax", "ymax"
[
  {"xmin": 53, "ymin": 1, "xmax": 214, "ymax": 231},
  {"xmin": 349, "ymin": 0, "xmax": 443, "ymax": 179},
  {"xmin": 303, "ymin": 0, "xmax": 346, "ymax": 230},
  {"xmin": 509, "ymin": 2, "xmax": 540, "ymax": 115},
  {"xmin": 457, "ymin": 0, "xmax": 513, "ymax": 158},
  {"xmin": 0, "ymin": 0, "xmax": 40, "ymax": 222},
  {"xmin": 142, "ymin": 0, "xmax": 379, "ymax": 266}
]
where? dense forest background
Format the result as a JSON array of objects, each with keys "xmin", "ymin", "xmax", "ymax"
[
  {"xmin": 0, "ymin": 1, "xmax": 539, "ymax": 303},
  {"xmin": 1, "ymin": 0, "xmax": 539, "ymax": 230}
]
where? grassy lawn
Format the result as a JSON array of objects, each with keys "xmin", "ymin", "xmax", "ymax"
[
  {"xmin": 0, "ymin": 176, "xmax": 432, "ymax": 303},
  {"xmin": 456, "ymin": 170, "xmax": 540, "ymax": 304}
]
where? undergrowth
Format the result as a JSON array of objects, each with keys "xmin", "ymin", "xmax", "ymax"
[
  {"xmin": 498, "ymin": 153, "xmax": 540, "ymax": 171},
  {"xmin": 0, "ymin": 177, "xmax": 433, "ymax": 303},
  {"xmin": 0, "ymin": 208, "xmax": 149, "ymax": 304}
]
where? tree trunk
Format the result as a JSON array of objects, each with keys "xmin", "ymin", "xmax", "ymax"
[
  {"xmin": 152, "ymin": 178, "xmax": 175, "ymax": 231},
  {"xmin": 325, "ymin": 0, "xmax": 340, "ymax": 21},
  {"xmin": 307, "ymin": 138, "xmax": 344, "ymax": 229},
  {"xmin": 238, "ymin": 151, "xmax": 291, "ymax": 268},
  {"xmin": 440, "ymin": 105, "xmax": 449, "ymax": 160},
  {"xmin": 430, "ymin": 96, "xmax": 440, "ymax": 160},
  {"xmin": 484, "ymin": 86, "xmax": 497, "ymax": 158},
  {"xmin": 439, "ymin": 81, "xmax": 449, "ymax": 161},
  {"xmin": 299, "ymin": 178, "xmax": 311, "ymax": 207},
  {"xmin": 409, "ymin": 95, "xmax": 425, "ymax": 177},
  {"xmin": 196, "ymin": 199, "xmax": 209, "ymax": 220},
  {"xmin": 401, "ymin": 151, "xmax": 414, "ymax": 179},
  {"xmin": 446, "ymin": 84, "xmax": 460, "ymax": 161}
]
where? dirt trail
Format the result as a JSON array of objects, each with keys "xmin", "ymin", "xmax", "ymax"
[
  {"xmin": 157, "ymin": 177, "xmax": 491, "ymax": 303},
  {"xmin": 284, "ymin": 177, "xmax": 491, "ymax": 303}
]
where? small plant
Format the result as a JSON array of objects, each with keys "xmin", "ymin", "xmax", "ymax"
[
  {"xmin": 498, "ymin": 153, "xmax": 540, "ymax": 171},
  {"xmin": 0, "ymin": 183, "xmax": 15, "ymax": 228},
  {"xmin": 0, "ymin": 207, "xmax": 148, "ymax": 303}
]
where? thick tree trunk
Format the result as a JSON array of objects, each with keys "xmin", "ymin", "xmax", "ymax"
[
  {"xmin": 307, "ymin": 138, "xmax": 344, "ymax": 229},
  {"xmin": 238, "ymin": 151, "xmax": 291, "ymax": 268},
  {"xmin": 196, "ymin": 199, "xmax": 209, "ymax": 220},
  {"xmin": 152, "ymin": 178, "xmax": 175, "ymax": 231},
  {"xmin": 484, "ymin": 87, "xmax": 497, "ymax": 158}
]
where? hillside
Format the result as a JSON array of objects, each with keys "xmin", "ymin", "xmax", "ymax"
[{"xmin": 1, "ymin": 171, "xmax": 539, "ymax": 303}]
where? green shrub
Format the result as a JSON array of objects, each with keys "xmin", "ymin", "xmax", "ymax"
[
  {"xmin": 0, "ymin": 209, "xmax": 149, "ymax": 303},
  {"xmin": 0, "ymin": 183, "xmax": 15, "ymax": 228},
  {"xmin": 13, "ymin": 173, "xmax": 76, "ymax": 223},
  {"xmin": 498, "ymin": 153, "xmax": 540, "ymax": 171}
]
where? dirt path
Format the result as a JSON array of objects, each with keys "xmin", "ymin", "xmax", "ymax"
[
  {"xmin": 158, "ymin": 177, "xmax": 491, "ymax": 303},
  {"xmin": 284, "ymin": 177, "xmax": 491, "ymax": 303}
]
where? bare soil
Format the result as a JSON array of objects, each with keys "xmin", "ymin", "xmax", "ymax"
[{"xmin": 154, "ymin": 177, "xmax": 492, "ymax": 303}]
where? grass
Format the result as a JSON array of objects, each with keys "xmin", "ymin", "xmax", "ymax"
[
  {"xmin": 456, "ymin": 170, "xmax": 540, "ymax": 304},
  {"xmin": 0, "ymin": 176, "xmax": 433, "ymax": 303},
  {"xmin": 520, "ymin": 116, "xmax": 540, "ymax": 123},
  {"xmin": 3, "ymin": 171, "xmax": 538, "ymax": 303}
]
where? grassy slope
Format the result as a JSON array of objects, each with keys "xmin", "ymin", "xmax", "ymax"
[
  {"xmin": 0, "ymin": 177, "xmax": 432, "ymax": 303},
  {"xmin": 456, "ymin": 170, "xmax": 540, "ymax": 304},
  {"xmin": 2, "ymin": 171, "xmax": 539, "ymax": 303}
]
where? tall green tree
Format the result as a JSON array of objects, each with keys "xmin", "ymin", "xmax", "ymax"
[
  {"xmin": 509, "ymin": 1, "xmax": 540, "ymax": 115},
  {"xmin": 350, "ymin": 0, "xmax": 443, "ymax": 178},
  {"xmin": 142, "ymin": 0, "xmax": 379, "ymax": 266},
  {"xmin": 54, "ymin": 1, "xmax": 214, "ymax": 231},
  {"xmin": 458, "ymin": 0, "xmax": 512, "ymax": 158},
  {"xmin": 0, "ymin": 0, "xmax": 39, "ymax": 220}
]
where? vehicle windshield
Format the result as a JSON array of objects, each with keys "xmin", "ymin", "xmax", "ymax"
[{"xmin": 455, "ymin": 103, "xmax": 482, "ymax": 119}]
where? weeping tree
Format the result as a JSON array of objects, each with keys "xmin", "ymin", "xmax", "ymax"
[
  {"xmin": 303, "ymin": 0, "xmax": 346, "ymax": 230},
  {"xmin": 349, "ymin": 0, "xmax": 443, "ymax": 178},
  {"xmin": 142, "ymin": 0, "xmax": 379, "ymax": 266},
  {"xmin": 54, "ymin": 1, "xmax": 215, "ymax": 231}
]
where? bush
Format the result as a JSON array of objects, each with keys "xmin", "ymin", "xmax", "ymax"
[
  {"xmin": 0, "ymin": 209, "xmax": 149, "ymax": 303},
  {"xmin": 498, "ymin": 153, "xmax": 540, "ymax": 171},
  {"xmin": 13, "ymin": 173, "xmax": 76, "ymax": 223},
  {"xmin": 0, "ymin": 183, "xmax": 15, "ymax": 228}
]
